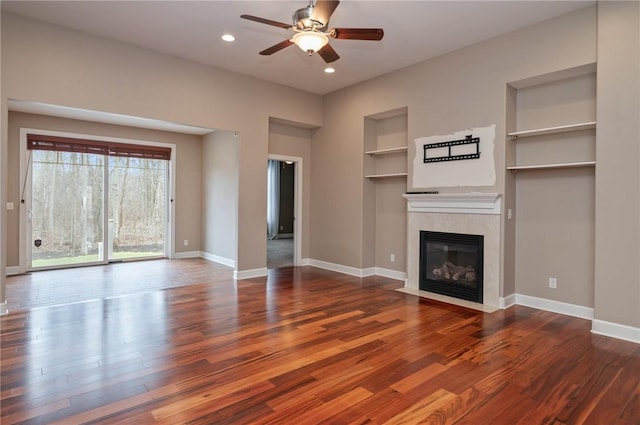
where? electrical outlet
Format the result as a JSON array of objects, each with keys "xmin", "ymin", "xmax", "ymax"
[
  {"xmin": 507, "ymin": 208, "xmax": 513, "ymax": 220},
  {"xmin": 6, "ymin": 202, "xmax": 14, "ymax": 210},
  {"xmin": 183, "ymin": 240, "xmax": 189, "ymax": 247},
  {"xmin": 390, "ymin": 254, "xmax": 395, "ymax": 262},
  {"xmin": 548, "ymin": 277, "xmax": 557, "ymax": 289}
]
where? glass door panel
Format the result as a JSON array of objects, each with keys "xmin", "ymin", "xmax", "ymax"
[
  {"xmin": 31, "ymin": 151, "xmax": 105, "ymax": 268},
  {"xmin": 108, "ymin": 157, "xmax": 166, "ymax": 260}
]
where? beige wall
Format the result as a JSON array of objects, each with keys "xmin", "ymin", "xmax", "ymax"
[
  {"xmin": 0, "ymin": 12, "xmax": 6, "ymax": 310},
  {"xmin": 1, "ymin": 13, "xmax": 322, "ymax": 273},
  {"xmin": 595, "ymin": 1, "xmax": 640, "ymax": 328},
  {"xmin": 515, "ymin": 168, "xmax": 595, "ymax": 307},
  {"xmin": 202, "ymin": 130, "xmax": 238, "ymax": 263},
  {"xmin": 311, "ymin": 6, "xmax": 597, "ymax": 272},
  {"xmin": 268, "ymin": 122, "xmax": 313, "ymax": 260},
  {"xmin": 6, "ymin": 112, "xmax": 203, "ymax": 267}
]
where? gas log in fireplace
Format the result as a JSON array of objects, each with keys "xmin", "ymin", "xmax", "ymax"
[{"xmin": 419, "ymin": 230, "xmax": 483, "ymax": 303}]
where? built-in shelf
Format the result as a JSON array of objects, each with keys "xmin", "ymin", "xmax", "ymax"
[
  {"xmin": 508, "ymin": 121, "xmax": 596, "ymax": 139},
  {"xmin": 365, "ymin": 172, "xmax": 408, "ymax": 179},
  {"xmin": 365, "ymin": 146, "xmax": 408, "ymax": 155},
  {"xmin": 507, "ymin": 161, "xmax": 596, "ymax": 172}
]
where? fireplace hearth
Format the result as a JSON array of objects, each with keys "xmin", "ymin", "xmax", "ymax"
[{"xmin": 419, "ymin": 230, "xmax": 483, "ymax": 303}]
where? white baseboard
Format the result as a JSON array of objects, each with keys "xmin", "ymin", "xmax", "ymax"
[
  {"xmin": 592, "ymin": 319, "xmax": 640, "ymax": 344},
  {"xmin": 306, "ymin": 259, "xmax": 405, "ymax": 281},
  {"xmin": 362, "ymin": 267, "xmax": 376, "ymax": 277},
  {"xmin": 200, "ymin": 251, "xmax": 235, "ymax": 268},
  {"xmin": 500, "ymin": 293, "xmax": 517, "ymax": 309},
  {"xmin": 6, "ymin": 266, "xmax": 20, "ymax": 276},
  {"xmin": 234, "ymin": 268, "xmax": 268, "ymax": 280},
  {"xmin": 308, "ymin": 259, "xmax": 371, "ymax": 278},
  {"xmin": 173, "ymin": 251, "xmax": 201, "ymax": 259},
  {"xmin": 515, "ymin": 294, "xmax": 594, "ymax": 320},
  {"xmin": 374, "ymin": 267, "xmax": 406, "ymax": 281},
  {"xmin": 299, "ymin": 258, "xmax": 311, "ymax": 266},
  {"xmin": 0, "ymin": 301, "xmax": 7, "ymax": 315}
]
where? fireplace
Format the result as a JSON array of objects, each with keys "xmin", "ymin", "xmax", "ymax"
[{"xmin": 419, "ymin": 230, "xmax": 483, "ymax": 303}]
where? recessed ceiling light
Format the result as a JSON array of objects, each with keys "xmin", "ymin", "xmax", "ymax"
[
  {"xmin": 221, "ymin": 34, "xmax": 235, "ymax": 42},
  {"xmin": 324, "ymin": 67, "xmax": 335, "ymax": 74}
]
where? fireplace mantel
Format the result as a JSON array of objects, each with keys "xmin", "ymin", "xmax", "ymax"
[
  {"xmin": 404, "ymin": 192, "xmax": 502, "ymax": 309},
  {"xmin": 403, "ymin": 193, "xmax": 501, "ymax": 215}
]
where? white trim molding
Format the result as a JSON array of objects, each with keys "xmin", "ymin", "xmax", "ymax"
[
  {"xmin": 0, "ymin": 301, "xmax": 7, "ymax": 316},
  {"xmin": 374, "ymin": 267, "xmax": 406, "ymax": 281},
  {"xmin": 5, "ymin": 266, "xmax": 20, "ymax": 276},
  {"xmin": 307, "ymin": 259, "xmax": 406, "ymax": 281},
  {"xmin": 200, "ymin": 251, "xmax": 235, "ymax": 268},
  {"xmin": 173, "ymin": 251, "xmax": 201, "ymax": 259},
  {"xmin": 308, "ymin": 259, "xmax": 372, "ymax": 277},
  {"xmin": 234, "ymin": 268, "xmax": 268, "ymax": 280},
  {"xmin": 515, "ymin": 294, "xmax": 594, "ymax": 320},
  {"xmin": 592, "ymin": 320, "xmax": 640, "ymax": 344},
  {"xmin": 500, "ymin": 293, "xmax": 517, "ymax": 309},
  {"xmin": 403, "ymin": 192, "xmax": 501, "ymax": 215}
]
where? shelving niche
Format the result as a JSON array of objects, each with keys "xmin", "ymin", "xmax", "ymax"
[
  {"xmin": 362, "ymin": 107, "xmax": 408, "ymax": 274},
  {"xmin": 507, "ymin": 70, "xmax": 596, "ymax": 172},
  {"xmin": 505, "ymin": 66, "xmax": 596, "ymax": 312},
  {"xmin": 364, "ymin": 112, "xmax": 408, "ymax": 179},
  {"xmin": 365, "ymin": 146, "xmax": 409, "ymax": 177},
  {"xmin": 507, "ymin": 121, "xmax": 596, "ymax": 172}
]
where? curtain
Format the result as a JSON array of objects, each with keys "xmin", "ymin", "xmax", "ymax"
[{"xmin": 267, "ymin": 160, "xmax": 280, "ymax": 240}]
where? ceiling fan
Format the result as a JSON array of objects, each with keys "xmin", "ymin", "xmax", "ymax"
[{"xmin": 240, "ymin": 0, "xmax": 384, "ymax": 63}]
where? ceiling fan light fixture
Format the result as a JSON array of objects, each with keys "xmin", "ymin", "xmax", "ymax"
[{"xmin": 292, "ymin": 31, "xmax": 329, "ymax": 54}]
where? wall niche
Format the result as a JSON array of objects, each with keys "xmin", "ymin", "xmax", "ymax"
[
  {"xmin": 505, "ymin": 65, "xmax": 596, "ymax": 310},
  {"xmin": 362, "ymin": 107, "xmax": 408, "ymax": 276}
]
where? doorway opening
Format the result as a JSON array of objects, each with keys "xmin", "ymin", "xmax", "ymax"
[{"xmin": 267, "ymin": 155, "xmax": 302, "ymax": 268}]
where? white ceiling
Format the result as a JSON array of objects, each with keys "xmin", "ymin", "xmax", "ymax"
[{"xmin": 3, "ymin": 0, "xmax": 594, "ymax": 96}]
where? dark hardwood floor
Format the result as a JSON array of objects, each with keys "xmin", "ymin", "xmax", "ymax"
[{"xmin": 1, "ymin": 259, "xmax": 639, "ymax": 424}]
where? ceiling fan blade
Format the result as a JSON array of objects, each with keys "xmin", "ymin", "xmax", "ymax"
[
  {"xmin": 259, "ymin": 39, "xmax": 294, "ymax": 56},
  {"xmin": 241, "ymin": 14, "xmax": 291, "ymax": 29},
  {"xmin": 317, "ymin": 43, "xmax": 340, "ymax": 63},
  {"xmin": 311, "ymin": 0, "xmax": 340, "ymax": 27},
  {"xmin": 331, "ymin": 28, "xmax": 384, "ymax": 41}
]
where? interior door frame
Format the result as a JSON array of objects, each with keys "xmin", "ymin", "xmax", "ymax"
[
  {"xmin": 19, "ymin": 128, "xmax": 176, "ymax": 273},
  {"xmin": 268, "ymin": 154, "xmax": 303, "ymax": 266}
]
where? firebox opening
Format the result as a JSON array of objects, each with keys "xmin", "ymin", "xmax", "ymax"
[{"xmin": 419, "ymin": 231, "xmax": 483, "ymax": 303}]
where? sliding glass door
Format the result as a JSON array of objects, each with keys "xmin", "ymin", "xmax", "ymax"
[
  {"xmin": 27, "ymin": 133, "xmax": 171, "ymax": 270},
  {"xmin": 31, "ymin": 150, "xmax": 105, "ymax": 268},
  {"xmin": 108, "ymin": 156, "xmax": 166, "ymax": 260}
]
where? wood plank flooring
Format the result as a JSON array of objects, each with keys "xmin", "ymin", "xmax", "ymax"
[
  {"xmin": 4, "ymin": 258, "xmax": 233, "ymax": 311},
  {"xmin": 1, "ymin": 259, "xmax": 639, "ymax": 424}
]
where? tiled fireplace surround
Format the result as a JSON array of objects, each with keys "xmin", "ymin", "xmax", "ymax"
[{"xmin": 401, "ymin": 193, "xmax": 502, "ymax": 312}]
